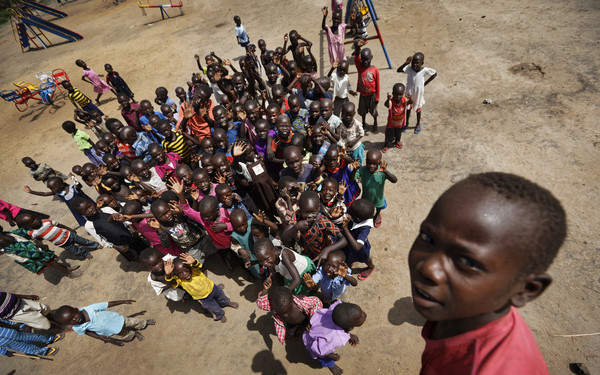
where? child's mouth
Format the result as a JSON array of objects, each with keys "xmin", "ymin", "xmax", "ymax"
[{"xmin": 413, "ymin": 286, "xmax": 442, "ymax": 305}]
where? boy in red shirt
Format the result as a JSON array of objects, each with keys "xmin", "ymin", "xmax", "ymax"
[
  {"xmin": 409, "ymin": 172, "xmax": 566, "ymax": 375},
  {"xmin": 353, "ymin": 41, "xmax": 379, "ymax": 132}
]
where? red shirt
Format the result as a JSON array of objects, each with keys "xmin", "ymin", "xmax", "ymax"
[
  {"xmin": 354, "ymin": 54, "xmax": 380, "ymax": 101},
  {"xmin": 176, "ymin": 100, "xmax": 214, "ymax": 140},
  {"xmin": 420, "ymin": 307, "xmax": 549, "ymax": 375},
  {"xmin": 116, "ymin": 139, "xmax": 137, "ymax": 160},
  {"xmin": 121, "ymin": 103, "xmax": 142, "ymax": 131},
  {"xmin": 387, "ymin": 97, "xmax": 408, "ymax": 128}
]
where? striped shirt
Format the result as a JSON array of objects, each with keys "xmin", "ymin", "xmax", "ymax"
[
  {"xmin": 0, "ymin": 293, "xmax": 20, "ymax": 319},
  {"xmin": 162, "ymin": 131, "xmax": 191, "ymax": 164},
  {"xmin": 67, "ymin": 88, "xmax": 91, "ymax": 107},
  {"xmin": 27, "ymin": 220, "xmax": 71, "ymax": 247},
  {"xmin": 116, "ymin": 139, "xmax": 137, "ymax": 160}
]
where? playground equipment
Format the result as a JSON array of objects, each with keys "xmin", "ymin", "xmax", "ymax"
[
  {"xmin": 138, "ymin": 0, "xmax": 183, "ymax": 20},
  {"xmin": 1, "ymin": 69, "xmax": 70, "ymax": 112},
  {"xmin": 9, "ymin": 1, "xmax": 83, "ymax": 53},
  {"xmin": 345, "ymin": 0, "xmax": 391, "ymax": 69}
]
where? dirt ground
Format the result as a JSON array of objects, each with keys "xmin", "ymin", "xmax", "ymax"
[{"xmin": 0, "ymin": 0, "xmax": 598, "ymax": 373}]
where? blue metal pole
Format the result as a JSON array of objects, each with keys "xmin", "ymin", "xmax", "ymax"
[{"xmin": 364, "ymin": 0, "xmax": 391, "ymax": 69}]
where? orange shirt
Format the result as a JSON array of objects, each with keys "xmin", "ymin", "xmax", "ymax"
[{"xmin": 176, "ymin": 100, "xmax": 214, "ymax": 140}]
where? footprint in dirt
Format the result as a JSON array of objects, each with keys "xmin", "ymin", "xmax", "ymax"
[{"xmin": 509, "ymin": 62, "xmax": 545, "ymax": 78}]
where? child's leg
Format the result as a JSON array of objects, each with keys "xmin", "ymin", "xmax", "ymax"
[
  {"xmin": 414, "ymin": 109, "xmax": 422, "ymax": 133},
  {"xmin": 212, "ymin": 284, "xmax": 239, "ymax": 309},
  {"xmin": 405, "ymin": 108, "xmax": 411, "ymax": 127},
  {"xmin": 49, "ymin": 261, "xmax": 81, "ymax": 278},
  {"xmin": 383, "ymin": 127, "xmax": 394, "ymax": 149},
  {"xmin": 61, "ymin": 235, "xmax": 94, "ymax": 260},
  {"xmin": 358, "ymin": 95, "xmax": 368, "ymax": 126},
  {"xmin": 371, "ymin": 99, "xmax": 378, "ymax": 130},
  {"xmin": 0, "ymin": 329, "xmax": 55, "ymax": 356},
  {"xmin": 198, "ymin": 288, "xmax": 226, "ymax": 321},
  {"xmin": 394, "ymin": 128, "xmax": 403, "ymax": 148}
]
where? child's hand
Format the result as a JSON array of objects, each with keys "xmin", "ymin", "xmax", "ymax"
[
  {"xmin": 169, "ymin": 201, "xmax": 182, "ymax": 214},
  {"xmin": 342, "ymin": 213, "xmax": 351, "ymax": 228},
  {"xmin": 149, "ymin": 191, "xmax": 160, "ymax": 201},
  {"xmin": 352, "ymin": 160, "xmax": 361, "ymax": 170},
  {"xmin": 191, "ymin": 154, "xmax": 200, "ymax": 163},
  {"xmin": 387, "ymin": 93, "xmax": 391, "ymax": 101},
  {"xmin": 377, "ymin": 160, "xmax": 388, "ymax": 174},
  {"xmin": 233, "ymin": 193, "xmax": 242, "ymax": 202},
  {"xmin": 164, "ymin": 258, "xmax": 174, "ymax": 275},
  {"xmin": 211, "ymin": 223, "xmax": 227, "ymax": 232},
  {"xmin": 252, "ymin": 210, "xmax": 267, "ymax": 223},
  {"xmin": 331, "ymin": 205, "xmax": 344, "ymax": 219},
  {"xmin": 103, "ymin": 115, "xmax": 109, "ymax": 121},
  {"xmin": 23, "ymin": 185, "xmax": 32, "ymax": 194},
  {"xmin": 147, "ymin": 218, "xmax": 161, "ymax": 230},
  {"xmin": 110, "ymin": 213, "xmax": 124, "ymax": 222},
  {"xmin": 215, "ymin": 172, "xmax": 227, "ymax": 184},
  {"xmin": 194, "ymin": 54, "xmax": 200, "ymax": 61},
  {"xmin": 263, "ymin": 274, "xmax": 272, "ymax": 290},
  {"xmin": 169, "ymin": 177, "xmax": 184, "ymax": 195},
  {"xmin": 180, "ymin": 252, "xmax": 195, "ymax": 265},
  {"xmin": 125, "ymin": 192, "xmax": 139, "ymax": 201},
  {"xmin": 283, "ymin": 33, "xmax": 288, "ymax": 42},
  {"xmin": 295, "ymin": 219, "xmax": 311, "ymax": 231},
  {"xmin": 96, "ymin": 165, "xmax": 108, "ymax": 176},
  {"xmin": 237, "ymin": 108, "xmax": 247, "ymax": 122},
  {"xmin": 123, "ymin": 300, "xmax": 136, "ymax": 305},
  {"xmin": 303, "ymin": 273, "xmax": 316, "ymax": 289},
  {"xmin": 232, "ymin": 141, "xmax": 247, "ymax": 158},
  {"xmin": 223, "ymin": 59, "xmax": 232, "ymax": 66},
  {"xmin": 336, "ymin": 261, "xmax": 348, "ymax": 278},
  {"xmin": 183, "ymin": 101, "xmax": 194, "ymax": 119},
  {"xmin": 128, "ymin": 173, "xmax": 141, "ymax": 183},
  {"xmin": 338, "ymin": 180, "xmax": 348, "ymax": 196},
  {"xmin": 349, "ymin": 333, "xmax": 360, "ymax": 347},
  {"xmin": 332, "ymin": 60, "xmax": 339, "ymax": 68},
  {"xmin": 405, "ymin": 56, "xmax": 412, "ymax": 64},
  {"xmin": 349, "ymin": 90, "xmax": 358, "ymax": 97},
  {"xmin": 322, "ymin": 7, "xmax": 328, "ymax": 16},
  {"xmin": 190, "ymin": 189, "xmax": 200, "ymax": 201},
  {"xmin": 358, "ymin": 39, "xmax": 368, "ymax": 47}
]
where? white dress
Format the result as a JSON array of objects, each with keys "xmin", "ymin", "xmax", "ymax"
[
  {"xmin": 402, "ymin": 65, "xmax": 437, "ymax": 110},
  {"xmin": 275, "ymin": 247, "xmax": 308, "ymax": 281}
]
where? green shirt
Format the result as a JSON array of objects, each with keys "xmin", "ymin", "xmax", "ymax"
[
  {"xmin": 72, "ymin": 129, "xmax": 92, "ymax": 151},
  {"xmin": 354, "ymin": 166, "xmax": 395, "ymax": 208}
]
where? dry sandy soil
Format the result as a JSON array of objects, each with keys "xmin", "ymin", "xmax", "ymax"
[{"xmin": 0, "ymin": 0, "xmax": 598, "ymax": 374}]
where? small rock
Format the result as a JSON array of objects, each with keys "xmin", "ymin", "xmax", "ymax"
[
  {"xmin": 483, "ymin": 99, "xmax": 493, "ymax": 104},
  {"xmin": 481, "ymin": 15, "xmax": 486, "ymax": 18}
]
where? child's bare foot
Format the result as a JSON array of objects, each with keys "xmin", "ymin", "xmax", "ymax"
[
  {"xmin": 329, "ymin": 353, "xmax": 340, "ymax": 361},
  {"xmin": 227, "ymin": 301, "xmax": 239, "ymax": 309},
  {"xmin": 68, "ymin": 270, "xmax": 83, "ymax": 278},
  {"xmin": 329, "ymin": 364, "xmax": 343, "ymax": 375},
  {"xmin": 219, "ymin": 315, "xmax": 227, "ymax": 323},
  {"xmin": 68, "ymin": 265, "xmax": 80, "ymax": 272},
  {"xmin": 146, "ymin": 319, "xmax": 156, "ymax": 325},
  {"xmin": 217, "ymin": 283, "xmax": 225, "ymax": 290},
  {"xmin": 134, "ymin": 332, "xmax": 144, "ymax": 341}
]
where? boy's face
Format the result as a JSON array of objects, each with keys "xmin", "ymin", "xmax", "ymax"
[
  {"xmin": 365, "ymin": 153, "xmax": 380, "ymax": 174},
  {"xmin": 201, "ymin": 159, "xmax": 215, "ymax": 175},
  {"xmin": 337, "ymin": 62, "xmax": 348, "ymax": 76},
  {"xmin": 214, "ymin": 109, "xmax": 228, "ymax": 127},
  {"xmin": 141, "ymin": 103, "xmax": 154, "ymax": 116},
  {"xmin": 154, "ymin": 203, "xmax": 174, "ymax": 224},
  {"xmin": 266, "ymin": 107, "xmax": 278, "ymax": 124},
  {"xmin": 408, "ymin": 186, "xmax": 532, "ymax": 325},
  {"xmin": 193, "ymin": 173, "xmax": 211, "ymax": 193},
  {"xmin": 320, "ymin": 102, "xmax": 333, "ymax": 120},
  {"xmin": 324, "ymin": 150, "xmax": 340, "ymax": 170},
  {"xmin": 320, "ymin": 181, "xmax": 337, "ymax": 203},
  {"xmin": 23, "ymin": 159, "xmax": 37, "ymax": 169},
  {"xmin": 393, "ymin": 86, "xmax": 405, "ymax": 102},
  {"xmin": 201, "ymin": 207, "xmax": 220, "ymax": 223},
  {"xmin": 134, "ymin": 164, "xmax": 151, "ymax": 179},
  {"xmin": 288, "ymin": 98, "xmax": 300, "ymax": 116},
  {"xmin": 118, "ymin": 96, "xmax": 130, "ymax": 108},
  {"xmin": 341, "ymin": 107, "xmax": 355, "ymax": 126},
  {"xmin": 200, "ymin": 138, "xmax": 215, "ymax": 155},
  {"xmin": 255, "ymin": 122, "xmax": 269, "ymax": 140},
  {"xmin": 299, "ymin": 199, "xmax": 320, "ymax": 226},
  {"xmin": 79, "ymin": 200, "xmax": 99, "ymax": 217},
  {"xmin": 276, "ymin": 117, "xmax": 291, "ymax": 138},
  {"xmin": 411, "ymin": 55, "xmax": 424, "ymax": 72},
  {"xmin": 324, "ymin": 255, "xmax": 341, "ymax": 279},
  {"xmin": 144, "ymin": 255, "xmax": 164, "ymax": 274},
  {"xmin": 217, "ymin": 188, "xmax": 234, "ymax": 208},
  {"xmin": 232, "ymin": 217, "xmax": 248, "ymax": 234},
  {"xmin": 48, "ymin": 180, "xmax": 66, "ymax": 195},
  {"xmin": 174, "ymin": 262, "xmax": 192, "ymax": 280},
  {"xmin": 175, "ymin": 88, "xmax": 187, "ymax": 102},
  {"xmin": 257, "ymin": 247, "xmax": 276, "ymax": 268},
  {"xmin": 285, "ymin": 149, "xmax": 303, "ymax": 175},
  {"xmin": 64, "ymin": 308, "xmax": 85, "ymax": 325}
]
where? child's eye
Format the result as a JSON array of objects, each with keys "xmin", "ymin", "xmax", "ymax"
[
  {"xmin": 456, "ymin": 256, "xmax": 484, "ymax": 271},
  {"xmin": 419, "ymin": 232, "xmax": 433, "ymax": 243}
]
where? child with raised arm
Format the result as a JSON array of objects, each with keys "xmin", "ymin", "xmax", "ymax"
[
  {"xmin": 21, "ymin": 157, "xmax": 68, "ymax": 183},
  {"xmin": 54, "ymin": 300, "xmax": 154, "ymax": 342},
  {"xmin": 303, "ymin": 250, "xmax": 357, "ymax": 303},
  {"xmin": 328, "ymin": 60, "xmax": 357, "ymax": 117},
  {"xmin": 382, "ymin": 83, "xmax": 412, "ymax": 151},
  {"xmin": 353, "ymin": 150, "xmax": 397, "ymax": 227},
  {"xmin": 233, "ymin": 15, "xmax": 250, "ymax": 48},
  {"xmin": 409, "ymin": 172, "xmax": 566, "ymax": 374},
  {"xmin": 15, "ymin": 212, "xmax": 99, "ymax": 260},
  {"xmin": 322, "ymin": 7, "xmax": 347, "ymax": 66},
  {"xmin": 139, "ymin": 247, "xmax": 184, "ymax": 302},
  {"xmin": 303, "ymin": 302, "xmax": 366, "ymax": 375},
  {"xmin": 353, "ymin": 43, "xmax": 380, "ymax": 131},
  {"xmin": 255, "ymin": 237, "xmax": 316, "ymax": 296},
  {"xmin": 396, "ymin": 52, "xmax": 437, "ymax": 134},
  {"xmin": 256, "ymin": 280, "xmax": 323, "ymax": 345},
  {"xmin": 165, "ymin": 253, "xmax": 239, "ymax": 322},
  {"xmin": 105, "ymin": 63, "xmax": 135, "ymax": 101}
]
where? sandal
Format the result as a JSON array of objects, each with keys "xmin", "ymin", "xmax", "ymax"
[
  {"xmin": 357, "ymin": 266, "xmax": 375, "ymax": 280},
  {"xmin": 394, "ymin": 142, "xmax": 403, "ymax": 149},
  {"xmin": 414, "ymin": 125, "xmax": 422, "ymax": 134},
  {"xmin": 374, "ymin": 214, "xmax": 382, "ymax": 228},
  {"xmin": 381, "ymin": 147, "xmax": 388, "ymax": 153},
  {"xmin": 53, "ymin": 333, "xmax": 65, "ymax": 343},
  {"xmin": 46, "ymin": 347, "xmax": 59, "ymax": 356}
]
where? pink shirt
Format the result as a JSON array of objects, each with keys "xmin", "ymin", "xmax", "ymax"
[
  {"xmin": 0, "ymin": 200, "xmax": 21, "ymax": 222},
  {"xmin": 154, "ymin": 152, "xmax": 181, "ymax": 180},
  {"xmin": 180, "ymin": 202, "xmax": 233, "ymax": 249},
  {"xmin": 196, "ymin": 184, "xmax": 218, "ymax": 201},
  {"xmin": 134, "ymin": 218, "xmax": 181, "ymax": 256},
  {"xmin": 420, "ymin": 307, "xmax": 549, "ymax": 375}
]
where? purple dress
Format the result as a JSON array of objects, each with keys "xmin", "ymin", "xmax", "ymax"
[
  {"xmin": 303, "ymin": 301, "xmax": 350, "ymax": 361},
  {"xmin": 325, "ymin": 23, "xmax": 347, "ymax": 66},
  {"xmin": 82, "ymin": 68, "xmax": 112, "ymax": 94}
]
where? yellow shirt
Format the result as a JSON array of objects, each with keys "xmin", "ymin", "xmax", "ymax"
[{"xmin": 166, "ymin": 261, "xmax": 214, "ymax": 300}]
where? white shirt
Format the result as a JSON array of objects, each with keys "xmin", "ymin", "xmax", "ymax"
[{"xmin": 331, "ymin": 73, "xmax": 352, "ymax": 99}]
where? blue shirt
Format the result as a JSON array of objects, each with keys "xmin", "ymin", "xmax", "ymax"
[
  {"xmin": 71, "ymin": 302, "xmax": 125, "ymax": 337},
  {"xmin": 139, "ymin": 111, "xmax": 168, "ymax": 142},
  {"xmin": 312, "ymin": 266, "xmax": 352, "ymax": 301},
  {"xmin": 132, "ymin": 132, "xmax": 154, "ymax": 163}
]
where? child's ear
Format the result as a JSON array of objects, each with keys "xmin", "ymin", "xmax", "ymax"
[{"xmin": 510, "ymin": 273, "xmax": 552, "ymax": 307}]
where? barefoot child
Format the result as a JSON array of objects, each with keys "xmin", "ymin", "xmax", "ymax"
[
  {"xmin": 353, "ymin": 150, "xmax": 397, "ymax": 227},
  {"xmin": 105, "ymin": 63, "xmax": 134, "ymax": 101},
  {"xmin": 62, "ymin": 81, "xmax": 103, "ymax": 115},
  {"xmin": 382, "ymin": 83, "xmax": 412, "ymax": 151},
  {"xmin": 409, "ymin": 172, "xmax": 566, "ymax": 374},
  {"xmin": 303, "ymin": 250, "xmax": 357, "ymax": 303},
  {"xmin": 341, "ymin": 199, "xmax": 376, "ymax": 280},
  {"xmin": 327, "ymin": 60, "xmax": 357, "ymax": 117},
  {"xmin": 230, "ymin": 209, "xmax": 263, "ymax": 279},
  {"xmin": 353, "ymin": 43, "xmax": 380, "ymax": 131},
  {"xmin": 396, "ymin": 52, "xmax": 437, "ymax": 134},
  {"xmin": 302, "ymin": 302, "xmax": 366, "ymax": 375},
  {"xmin": 62, "ymin": 121, "xmax": 104, "ymax": 166},
  {"xmin": 54, "ymin": 300, "xmax": 154, "ymax": 342},
  {"xmin": 256, "ymin": 280, "xmax": 323, "ymax": 344},
  {"xmin": 233, "ymin": 15, "xmax": 250, "ymax": 49},
  {"xmin": 139, "ymin": 247, "xmax": 184, "ymax": 302},
  {"xmin": 76, "ymin": 59, "xmax": 116, "ymax": 104},
  {"xmin": 321, "ymin": 7, "xmax": 347, "ymax": 66},
  {"xmin": 165, "ymin": 253, "xmax": 239, "ymax": 322}
]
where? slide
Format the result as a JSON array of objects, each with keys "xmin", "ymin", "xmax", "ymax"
[
  {"xmin": 22, "ymin": 0, "xmax": 68, "ymax": 19},
  {"xmin": 20, "ymin": 14, "xmax": 83, "ymax": 42}
]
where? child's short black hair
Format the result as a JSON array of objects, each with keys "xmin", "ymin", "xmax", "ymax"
[
  {"xmin": 268, "ymin": 286, "xmax": 292, "ymax": 310},
  {"xmin": 121, "ymin": 200, "xmax": 143, "ymax": 215},
  {"xmin": 332, "ymin": 302, "xmax": 363, "ymax": 331},
  {"xmin": 348, "ymin": 199, "xmax": 375, "ymax": 222},
  {"xmin": 62, "ymin": 121, "xmax": 77, "ymax": 133},
  {"xmin": 251, "ymin": 219, "xmax": 270, "ymax": 237},
  {"xmin": 160, "ymin": 190, "xmax": 178, "ymax": 203},
  {"xmin": 455, "ymin": 172, "xmax": 566, "ymax": 275},
  {"xmin": 139, "ymin": 247, "xmax": 162, "ymax": 264}
]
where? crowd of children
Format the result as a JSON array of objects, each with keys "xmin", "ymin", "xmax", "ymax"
[{"xmin": 0, "ymin": 7, "xmax": 567, "ymax": 375}]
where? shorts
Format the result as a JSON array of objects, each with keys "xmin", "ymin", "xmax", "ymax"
[
  {"xmin": 358, "ymin": 94, "xmax": 378, "ymax": 117},
  {"xmin": 348, "ymin": 143, "xmax": 365, "ymax": 165}
]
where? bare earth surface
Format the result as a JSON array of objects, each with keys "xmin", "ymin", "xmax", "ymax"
[{"xmin": 0, "ymin": 0, "xmax": 598, "ymax": 374}]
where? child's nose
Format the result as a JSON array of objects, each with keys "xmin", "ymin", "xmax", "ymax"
[{"xmin": 419, "ymin": 253, "xmax": 447, "ymax": 285}]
